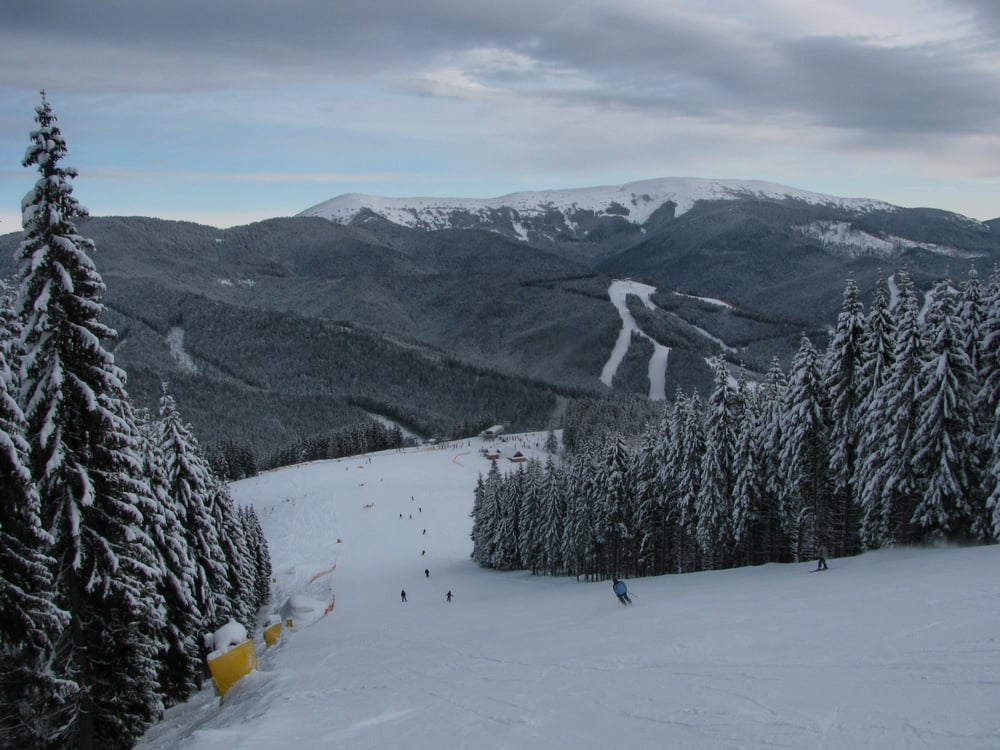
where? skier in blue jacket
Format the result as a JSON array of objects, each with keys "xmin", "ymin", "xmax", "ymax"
[{"xmin": 612, "ymin": 578, "xmax": 631, "ymax": 605}]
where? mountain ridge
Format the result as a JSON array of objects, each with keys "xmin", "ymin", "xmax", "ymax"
[
  {"xmin": 300, "ymin": 176, "xmax": 908, "ymax": 232},
  {"xmin": 1, "ymin": 177, "xmax": 996, "ymax": 459}
]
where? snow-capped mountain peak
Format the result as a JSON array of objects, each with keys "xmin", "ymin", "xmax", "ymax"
[{"xmin": 298, "ymin": 177, "xmax": 894, "ymax": 232}]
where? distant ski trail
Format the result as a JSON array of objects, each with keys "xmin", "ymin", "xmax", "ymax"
[{"xmin": 601, "ymin": 280, "xmax": 669, "ymax": 400}]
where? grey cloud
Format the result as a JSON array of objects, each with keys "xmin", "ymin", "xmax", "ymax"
[
  {"xmin": 3, "ymin": 0, "xmax": 998, "ymax": 140},
  {"xmin": 772, "ymin": 35, "xmax": 1000, "ymax": 135}
]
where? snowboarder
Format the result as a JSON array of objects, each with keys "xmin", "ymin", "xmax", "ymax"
[
  {"xmin": 815, "ymin": 544, "xmax": 829, "ymax": 571},
  {"xmin": 401, "ymin": 590, "xmax": 407, "ymax": 603},
  {"xmin": 612, "ymin": 578, "xmax": 632, "ymax": 605},
  {"xmin": 446, "ymin": 591, "xmax": 453, "ymax": 602},
  {"xmin": 425, "ymin": 568, "xmax": 430, "ymax": 578}
]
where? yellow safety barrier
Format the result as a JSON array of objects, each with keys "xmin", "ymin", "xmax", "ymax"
[
  {"xmin": 264, "ymin": 622, "xmax": 282, "ymax": 648},
  {"xmin": 207, "ymin": 640, "xmax": 258, "ymax": 697}
]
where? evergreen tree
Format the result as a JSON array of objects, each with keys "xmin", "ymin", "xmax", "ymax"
[
  {"xmin": 16, "ymin": 92, "xmax": 163, "ymax": 749},
  {"xmin": 544, "ymin": 428, "xmax": 560, "ymax": 455},
  {"xmin": 910, "ymin": 281, "xmax": 979, "ymax": 538},
  {"xmin": 537, "ymin": 457, "xmax": 565, "ymax": 576},
  {"xmin": 491, "ymin": 466, "xmax": 522, "ymax": 570},
  {"xmin": 561, "ymin": 448, "xmax": 597, "ymax": 579},
  {"xmin": 210, "ymin": 481, "xmax": 256, "ymax": 630},
  {"xmin": 517, "ymin": 460, "xmax": 544, "ymax": 574},
  {"xmin": 240, "ymin": 506, "xmax": 272, "ymax": 611},
  {"xmin": 159, "ymin": 385, "xmax": 230, "ymax": 632},
  {"xmin": 469, "ymin": 473, "xmax": 489, "ymax": 564},
  {"xmin": 731, "ymin": 372, "xmax": 763, "ymax": 565},
  {"xmin": 982, "ymin": 267, "xmax": 1000, "ymax": 540},
  {"xmin": 136, "ymin": 414, "xmax": 203, "ymax": 707},
  {"xmin": 779, "ymin": 335, "xmax": 831, "ymax": 561},
  {"xmin": 633, "ymin": 422, "xmax": 672, "ymax": 575},
  {"xmin": 0, "ymin": 285, "xmax": 72, "ymax": 747},
  {"xmin": 591, "ymin": 435, "xmax": 635, "ymax": 578},
  {"xmin": 697, "ymin": 358, "xmax": 738, "ymax": 569},
  {"xmin": 756, "ymin": 358, "xmax": 789, "ymax": 563},
  {"xmin": 958, "ymin": 267, "xmax": 986, "ymax": 375},
  {"xmin": 673, "ymin": 391, "xmax": 704, "ymax": 572},
  {"xmin": 854, "ymin": 276, "xmax": 897, "ymax": 548},
  {"xmin": 823, "ymin": 278, "xmax": 867, "ymax": 556},
  {"xmin": 857, "ymin": 271, "xmax": 926, "ymax": 546}
]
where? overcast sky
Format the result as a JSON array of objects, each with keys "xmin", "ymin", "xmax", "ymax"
[{"xmin": 2, "ymin": 0, "xmax": 999, "ymax": 229}]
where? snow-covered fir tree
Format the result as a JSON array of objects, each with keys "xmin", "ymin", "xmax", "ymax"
[
  {"xmin": 136, "ymin": 413, "xmax": 204, "ymax": 707},
  {"xmin": 633, "ymin": 422, "xmax": 672, "ymax": 575},
  {"xmin": 561, "ymin": 448, "xmax": 598, "ymax": 579},
  {"xmin": 516, "ymin": 459, "xmax": 544, "ymax": 574},
  {"xmin": 591, "ymin": 435, "xmax": 636, "ymax": 578},
  {"xmin": 537, "ymin": 458, "xmax": 565, "ymax": 577},
  {"xmin": 823, "ymin": 277, "xmax": 867, "ymax": 556},
  {"xmin": 755, "ymin": 358, "xmax": 790, "ymax": 563},
  {"xmin": 779, "ymin": 335, "xmax": 831, "ymax": 561},
  {"xmin": 0, "ymin": 283, "xmax": 72, "ymax": 747},
  {"xmin": 731, "ymin": 371, "xmax": 764, "ymax": 565},
  {"xmin": 982, "ymin": 267, "xmax": 1000, "ymax": 539},
  {"xmin": 209, "ymin": 480, "xmax": 256, "ymax": 631},
  {"xmin": 158, "ymin": 385, "xmax": 232, "ymax": 633},
  {"xmin": 910, "ymin": 280, "xmax": 980, "ymax": 538},
  {"xmin": 673, "ymin": 391, "xmax": 704, "ymax": 573},
  {"xmin": 15, "ymin": 92, "xmax": 164, "ymax": 749},
  {"xmin": 857, "ymin": 271, "xmax": 926, "ymax": 546},
  {"xmin": 491, "ymin": 465, "xmax": 523, "ymax": 570},
  {"xmin": 696, "ymin": 357, "xmax": 739, "ymax": 568}
]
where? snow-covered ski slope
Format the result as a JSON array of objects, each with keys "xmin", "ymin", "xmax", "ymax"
[
  {"xmin": 601, "ymin": 279, "xmax": 669, "ymax": 399},
  {"xmin": 300, "ymin": 176, "xmax": 894, "ymax": 229},
  {"xmin": 139, "ymin": 435, "xmax": 1000, "ymax": 750}
]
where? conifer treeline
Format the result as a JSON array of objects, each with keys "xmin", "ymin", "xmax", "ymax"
[
  {"xmin": 0, "ymin": 95, "xmax": 272, "ymax": 749},
  {"xmin": 472, "ymin": 270, "xmax": 1000, "ymax": 579},
  {"xmin": 263, "ymin": 420, "xmax": 405, "ymax": 470}
]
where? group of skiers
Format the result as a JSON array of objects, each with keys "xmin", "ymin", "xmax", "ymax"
[
  {"xmin": 400, "ymin": 589, "xmax": 453, "ymax": 603},
  {"xmin": 400, "ymin": 495, "xmax": 453, "ymax": 603}
]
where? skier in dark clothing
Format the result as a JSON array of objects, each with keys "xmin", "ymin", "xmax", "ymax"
[
  {"xmin": 425, "ymin": 568, "xmax": 430, "ymax": 578},
  {"xmin": 612, "ymin": 579, "xmax": 631, "ymax": 605},
  {"xmin": 446, "ymin": 591, "xmax": 453, "ymax": 602},
  {"xmin": 401, "ymin": 590, "xmax": 407, "ymax": 603},
  {"xmin": 816, "ymin": 545, "xmax": 829, "ymax": 571}
]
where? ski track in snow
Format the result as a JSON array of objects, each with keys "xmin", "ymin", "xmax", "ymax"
[
  {"xmin": 165, "ymin": 327, "xmax": 199, "ymax": 375},
  {"xmin": 137, "ymin": 436, "xmax": 1000, "ymax": 750},
  {"xmin": 601, "ymin": 279, "xmax": 670, "ymax": 400}
]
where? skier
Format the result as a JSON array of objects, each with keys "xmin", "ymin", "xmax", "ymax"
[
  {"xmin": 425, "ymin": 568, "xmax": 430, "ymax": 578},
  {"xmin": 612, "ymin": 578, "xmax": 632, "ymax": 605},
  {"xmin": 815, "ymin": 544, "xmax": 829, "ymax": 571},
  {"xmin": 401, "ymin": 590, "xmax": 407, "ymax": 603},
  {"xmin": 446, "ymin": 591, "xmax": 453, "ymax": 602}
]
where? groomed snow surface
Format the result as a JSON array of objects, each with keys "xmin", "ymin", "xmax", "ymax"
[{"xmin": 139, "ymin": 435, "xmax": 1000, "ymax": 750}]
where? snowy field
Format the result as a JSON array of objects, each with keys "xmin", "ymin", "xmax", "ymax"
[{"xmin": 139, "ymin": 434, "xmax": 1000, "ymax": 750}]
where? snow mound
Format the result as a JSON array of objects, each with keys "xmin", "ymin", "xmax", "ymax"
[{"xmin": 205, "ymin": 618, "xmax": 248, "ymax": 660}]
